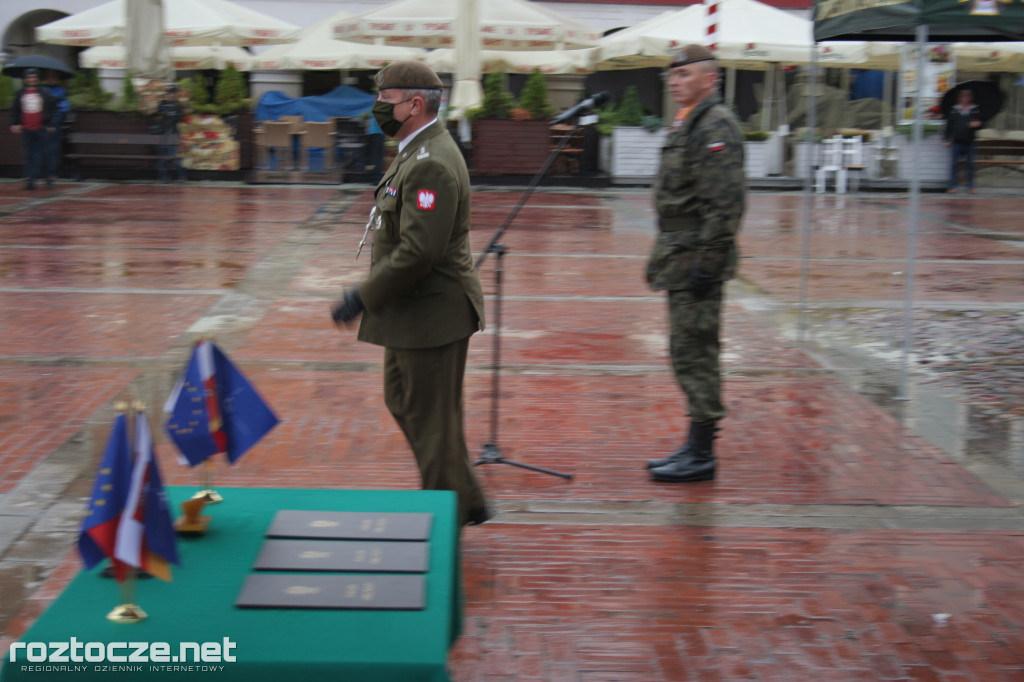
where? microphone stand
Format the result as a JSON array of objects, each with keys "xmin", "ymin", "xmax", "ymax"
[{"xmin": 471, "ymin": 119, "xmax": 585, "ymax": 480}]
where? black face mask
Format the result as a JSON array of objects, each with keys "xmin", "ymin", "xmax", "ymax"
[{"xmin": 372, "ymin": 99, "xmax": 411, "ymax": 138}]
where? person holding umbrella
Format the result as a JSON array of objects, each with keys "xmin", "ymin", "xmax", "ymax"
[
  {"xmin": 8, "ymin": 68, "xmax": 58, "ymax": 190},
  {"xmin": 943, "ymin": 88, "xmax": 983, "ymax": 194}
]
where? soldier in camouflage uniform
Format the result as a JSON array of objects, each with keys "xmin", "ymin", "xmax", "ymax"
[
  {"xmin": 331, "ymin": 61, "xmax": 491, "ymax": 525},
  {"xmin": 644, "ymin": 45, "xmax": 746, "ymax": 483}
]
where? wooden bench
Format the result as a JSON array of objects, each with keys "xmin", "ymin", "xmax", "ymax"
[
  {"xmin": 65, "ymin": 132, "xmax": 180, "ymax": 180},
  {"xmin": 975, "ymin": 139, "xmax": 1024, "ymax": 173}
]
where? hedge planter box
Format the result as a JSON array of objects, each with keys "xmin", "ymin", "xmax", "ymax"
[
  {"xmin": 472, "ymin": 119, "xmax": 551, "ymax": 175},
  {"xmin": 610, "ymin": 126, "xmax": 667, "ymax": 184}
]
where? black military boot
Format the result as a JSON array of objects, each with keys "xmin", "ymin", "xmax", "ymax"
[
  {"xmin": 645, "ymin": 423, "xmax": 697, "ymax": 469},
  {"xmin": 649, "ymin": 421, "xmax": 717, "ymax": 482}
]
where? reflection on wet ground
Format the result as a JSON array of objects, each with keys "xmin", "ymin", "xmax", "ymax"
[{"xmin": 0, "ymin": 181, "xmax": 1023, "ymax": 680}]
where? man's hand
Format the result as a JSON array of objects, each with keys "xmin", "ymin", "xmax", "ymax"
[
  {"xmin": 330, "ymin": 289, "xmax": 364, "ymax": 327},
  {"xmin": 690, "ymin": 265, "xmax": 719, "ymax": 299},
  {"xmin": 9, "ymin": 125, "xmax": 21, "ymax": 135}
]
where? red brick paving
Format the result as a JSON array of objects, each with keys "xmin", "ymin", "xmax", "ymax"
[
  {"xmin": 0, "ymin": 367, "xmax": 138, "ymax": 493},
  {"xmin": 0, "ymin": 183, "xmax": 1022, "ymax": 681}
]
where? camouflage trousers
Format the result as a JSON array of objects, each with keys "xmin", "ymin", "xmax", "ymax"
[{"xmin": 667, "ymin": 286, "xmax": 725, "ymax": 423}]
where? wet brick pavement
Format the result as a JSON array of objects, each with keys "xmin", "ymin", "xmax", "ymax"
[{"xmin": 0, "ymin": 180, "xmax": 1022, "ymax": 681}]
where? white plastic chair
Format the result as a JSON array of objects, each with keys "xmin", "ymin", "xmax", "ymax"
[{"xmin": 815, "ymin": 135, "xmax": 846, "ymax": 193}]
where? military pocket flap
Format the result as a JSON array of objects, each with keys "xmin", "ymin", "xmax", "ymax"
[{"xmin": 656, "ymin": 231, "xmax": 692, "ymax": 249}]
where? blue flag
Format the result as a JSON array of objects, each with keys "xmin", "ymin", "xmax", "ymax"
[
  {"xmin": 78, "ymin": 414, "xmax": 132, "ymax": 576},
  {"xmin": 165, "ymin": 340, "xmax": 279, "ymax": 466},
  {"xmin": 211, "ymin": 343, "xmax": 279, "ymax": 464}
]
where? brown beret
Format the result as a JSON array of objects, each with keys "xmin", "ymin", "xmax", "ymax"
[
  {"xmin": 374, "ymin": 61, "xmax": 444, "ymax": 90},
  {"xmin": 669, "ymin": 44, "xmax": 715, "ymax": 68}
]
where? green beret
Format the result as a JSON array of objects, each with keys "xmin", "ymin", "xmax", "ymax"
[
  {"xmin": 669, "ymin": 45, "xmax": 715, "ymax": 68},
  {"xmin": 374, "ymin": 61, "xmax": 444, "ymax": 90}
]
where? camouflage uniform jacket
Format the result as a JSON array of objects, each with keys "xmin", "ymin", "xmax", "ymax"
[
  {"xmin": 357, "ymin": 120, "xmax": 486, "ymax": 349},
  {"xmin": 646, "ymin": 93, "xmax": 746, "ymax": 292}
]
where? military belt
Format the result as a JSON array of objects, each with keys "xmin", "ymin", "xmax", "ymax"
[{"xmin": 658, "ymin": 216, "xmax": 700, "ymax": 232}]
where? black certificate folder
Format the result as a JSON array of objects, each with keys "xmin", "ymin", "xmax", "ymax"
[
  {"xmin": 236, "ymin": 574, "xmax": 426, "ymax": 610},
  {"xmin": 254, "ymin": 540, "xmax": 429, "ymax": 573},
  {"xmin": 267, "ymin": 510, "xmax": 433, "ymax": 541}
]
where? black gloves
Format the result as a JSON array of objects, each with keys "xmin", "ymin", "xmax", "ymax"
[
  {"xmin": 689, "ymin": 265, "xmax": 719, "ymax": 299},
  {"xmin": 331, "ymin": 289, "xmax": 364, "ymax": 324}
]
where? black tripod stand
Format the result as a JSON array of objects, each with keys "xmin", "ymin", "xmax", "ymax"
[{"xmin": 471, "ymin": 123, "xmax": 585, "ymax": 480}]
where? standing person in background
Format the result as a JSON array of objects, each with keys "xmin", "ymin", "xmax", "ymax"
[
  {"xmin": 330, "ymin": 61, "xmax": 490, "ymax": 526},
  {"xmin": 153, "ymin": 84, "xmax": 187, "ymax": 183},
  {"xmin": 9, "ymin": 68, "xmax": 57, "ymax": 190},
  {"xmin": 644, "ymin": 45, "xmax": 746, "ymax": 484},
  {"xmin": 944, "ymin": 89, "xmax": 983, "ymax": 194},
  {"xmin": 43, "ymin": 70, "xmax": 71, "ymax": 188}
]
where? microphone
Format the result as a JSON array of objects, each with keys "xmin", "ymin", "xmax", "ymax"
[{"xmin": 550, "ymin": 92, "xmax": 611, "ymax": 125}]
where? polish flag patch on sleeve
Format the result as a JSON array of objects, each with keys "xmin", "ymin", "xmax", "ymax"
[
  {"xmin": 416, "ymin": 189, "xmax": 436, "ymax": 211},
  {"xmin": 707, "ymin": 141, "xmax": 726, "ymax": 152}
]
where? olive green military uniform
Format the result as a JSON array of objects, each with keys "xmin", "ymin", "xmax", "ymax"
[
  {"xmin": 646, "ymin": 92, "xmax": 745, "ymax": 423},
  {"xmin": 357, "ymin": 119, "xmax": 488, "ymax": 522}
]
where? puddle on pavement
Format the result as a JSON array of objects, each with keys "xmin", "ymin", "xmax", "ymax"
[{"xmin": 846, "ymin": 368, "xmax": 1024, "ymax": 498}]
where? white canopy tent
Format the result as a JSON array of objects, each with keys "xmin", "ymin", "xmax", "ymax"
[
  {"xmin": 36, "ymin": 0, "xmax": 300, "ymax": 48},
  {"xmin": 80, "ymin": 45, "xmax": 254, "ymax": 71},
  {"xmin": 253, "ymin": 10, "xmax": 426, "ymax": 71}
]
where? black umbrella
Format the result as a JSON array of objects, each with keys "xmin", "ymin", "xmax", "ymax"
[
  {"xmin": 940, "ymin": 80, "xmax": 1005, "ymax": 123},
  {"xmin": 2, "ymin": 55, "xmax": 75, "ymax": 79}
]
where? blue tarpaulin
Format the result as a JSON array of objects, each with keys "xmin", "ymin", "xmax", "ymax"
[{"xmin": 255, "ymin": 85, "xmax": 382, "ymax": 135}]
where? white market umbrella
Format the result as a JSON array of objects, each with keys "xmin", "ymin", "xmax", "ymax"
[
  {"xmin": 254, "ymin": 10, "xmax": 425, "ymax": 71},
  {"xmin": 333, "ymin": 0, "xmax": 600, "ymax": 50},
  {"xmin": 334, "ymin": 0, "xmax": 601, "ymax": 115},
  {"xmin": 36, "ymin": 0, "xmax": 300, "ymax": 47},
  {"xmin": 80, "ymin": 45, "xmax": 254, "ymax": 71},
  {"xmin": 426, "ymin": 46, "xmax": 597, "ymax": 74},
  {"xmin": 597, "ymin": 0, "xmax": 815, "ymax": 70},
  {"xmin": 125, "ymin": 0, "xmax": 171, "ymax": 79}
]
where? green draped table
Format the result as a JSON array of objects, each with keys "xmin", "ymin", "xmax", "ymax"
[{"xmin": 2, "ymin": 487, "xmax": 460, "ymax": 682}]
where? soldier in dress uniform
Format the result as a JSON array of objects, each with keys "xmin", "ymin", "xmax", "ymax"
[
  {"xmin": 331, "ymin": 61, "xmax": 490, "ymax": 526},
  {"xmin": 644, "ymin": 45, "xmax": 746, "ymax": 483}
]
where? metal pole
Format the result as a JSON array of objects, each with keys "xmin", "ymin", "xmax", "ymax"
[
  {"xmin": 897, "ymin": 24, "xmax": 929, "ymax": 400},
  {"xmin": 797, "ymin": 44, "xmax": 818, "ymax": 341}
]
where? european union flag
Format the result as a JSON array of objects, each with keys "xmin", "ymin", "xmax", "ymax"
[
  {"xmin": 165, "ymin": 340, "xmax": 279, "ymax": 466},
  {"xmin": 78, "ymin": 414, "xmax": 132, "ymax": 577}
]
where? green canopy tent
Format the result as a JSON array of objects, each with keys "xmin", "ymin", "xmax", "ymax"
[{"xmin": 804, "ymin": 0, "xmax": 1024, "ymax": 396}]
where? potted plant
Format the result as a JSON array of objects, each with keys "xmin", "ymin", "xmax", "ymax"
[
  {"xmin": 893, "ymin": 122, "xmax": 947, "ymax": 182},
  {"xmin": 609, "ymin": 86, "xmax": 666, "ymax": 184},
  {"xmin": 743, "ymin": 130, "xmax": 770, "ymax": 178},
  {"xmin": 469, "ymin": 71, "xmax": 552, "ymax": 175}
]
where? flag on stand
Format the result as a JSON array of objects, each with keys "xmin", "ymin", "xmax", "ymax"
[
  {"xmin": 114, "ymin": 414, "xmax": 180, "ymax": 581},
  {"xmin": 78, "ymin": 414, "xmax": 133, "ymax": 581},
  {"xmin": 164, "ymin": 339, "xmax": 279, "ymax": 466}
]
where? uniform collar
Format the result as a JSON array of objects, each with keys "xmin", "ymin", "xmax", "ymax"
[{"xmin": 398, "ymin": 118, "xmax": 439, "ymax": 154}]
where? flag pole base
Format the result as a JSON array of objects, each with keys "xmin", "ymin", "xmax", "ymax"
[
  {"xmin": 191, "ymin": 488, "xmax": 223, "ymax": 504},
  {"xmin": 175, "ymin": 497, "xmax": 212, "ymax": 535},
  {"xmin": 107, "ymin": 603, "xmax": 147, "ymax": 623}
]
